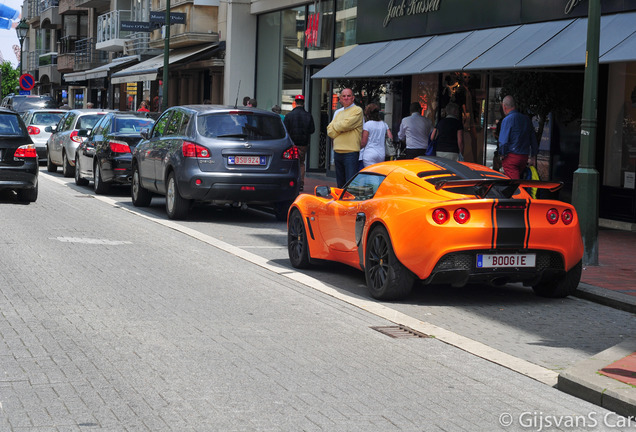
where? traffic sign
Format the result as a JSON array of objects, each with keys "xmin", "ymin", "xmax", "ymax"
[{"xmin": 19, "ymin": 74, "xmax": 36, "ymax": 91}]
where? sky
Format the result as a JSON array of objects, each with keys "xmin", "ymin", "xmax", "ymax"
[{"xmin": 0, "ymin": 0, "xmax": 23, "ymax": 67}]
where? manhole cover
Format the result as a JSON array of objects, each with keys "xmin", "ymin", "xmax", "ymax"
[{"xmin": 371, "ymin": 325, "xmax": 430, "ymax": 339}]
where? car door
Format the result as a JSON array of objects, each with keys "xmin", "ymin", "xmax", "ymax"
[
  {"xmin": 137, "ymin": 110, "xmax": 172, "ymax": 192},
  {"xmin": 155, "ymin": 109, "xmax": 189, "ymax": 194},
  {"xmin": 317, "ymin": 173, "xmax": 385, "ymax": 252},
  {"xmin": 50, "ymin": 112, "xmax": 75, "ymax": 165}
]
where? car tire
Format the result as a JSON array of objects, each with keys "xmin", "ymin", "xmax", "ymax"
[
  {"xmin": 532, "ymin": 260, "xmax": 582, "ymax": 298},
  {"xmin": 46, "ymin": 149, "xmax": 57, "ymax": 173},
  {"xmin": 288, "ymin": 209, "xmax": 310, "ymax": 268},
  {"xmin": 17, "ymin": 183, "xmax": 38, "ymax": 203},
  {"xmin": 274, "ymin": 200, "xmax": 293, "ymax": 222},
  {"xmin": 74, "ymin": 155, "xmax": 89, "ymax": 186},
  {"xmin": 93, "ymin": 161, "xmax": 110, "ymax": 194},
  {"xmin": 62, "ymin": 151, "xmax": 74, "ymax": 178},
  {"xmin": 365, "ymin": 225, "xmax": 415, "ymax": 300},
  {"xmin": 131, "ymin": 165, "xmax": 152, "ymax": 207},
  {"xmin": 165, "ymin": 172, "xmax": 190, "ymax": 220}
]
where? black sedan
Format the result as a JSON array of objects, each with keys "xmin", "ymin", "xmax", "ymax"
[
  {"xmin": 131, "ymin": 105, "xmax": 300, "ymax": 220},
  {"xmin": 74, "ymin": 112, "xmax": 155, "ymax": 194},
  {"xmin": 0, "ymin": 108, "xmax": 38, "ymax": 203}
]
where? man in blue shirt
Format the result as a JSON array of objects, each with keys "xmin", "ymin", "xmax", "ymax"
[{"xmin": 498, "ymin": 95, "xmax": 538, "ymax": 179}]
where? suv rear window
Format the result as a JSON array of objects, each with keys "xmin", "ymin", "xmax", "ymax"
[
  {"xmin": 12, "ymin": 97, "xmax": 57, "ymax": 112},
  {"xmin": 197, "ymin": 112, "xmax": 285, "ymax": 140},
  {"xmin": 0, "ymin": 114, "xmax": 25, "ymax": 135}
]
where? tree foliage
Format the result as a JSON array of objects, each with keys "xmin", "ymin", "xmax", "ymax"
[
  {"xmin": 334, "ymin": 79, "xmax": 397, "ymax": 110},
  {"xmin": 499, "ymin": 71, "xmax": 584, "ymax": 145},
  {"xmin": 1, "ymin": 62, "xmax": 19, "ymax": 99}
]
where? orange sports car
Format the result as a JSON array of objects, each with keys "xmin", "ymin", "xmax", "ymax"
[{"xmin": 287, "ymin": 157, "xmax": 583, "ymax": 300}]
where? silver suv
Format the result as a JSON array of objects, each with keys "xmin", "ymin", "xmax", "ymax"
[{"xmin": 46, "ymin": 109, "xmax": 111, "ymax": 177}]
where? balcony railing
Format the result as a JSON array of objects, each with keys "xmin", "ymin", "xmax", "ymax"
[
  {"xmin": 74, "ymin": 37, "xmax": 108, "ymax": 68},
  {"xmin": 97, "ymin": 10, "xmax": 132, "ymax": 43},
  {"xmin": 27, "ymin": 0, "xmax": 60, "ymax": 18},
  {"xmin": 123, "ymin": 32, "xmax": 161, "ymax": 56},
  {"xmin": 59, "ymin": 35, "xmax": 79, "ymax": 54}
]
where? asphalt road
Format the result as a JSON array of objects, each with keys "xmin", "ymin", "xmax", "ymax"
[{"xmin": 0, "ymin": 171, "xmax": 632, "ymax": 431}]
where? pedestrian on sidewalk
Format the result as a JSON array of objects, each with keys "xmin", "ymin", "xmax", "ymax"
[
  {"xmin": 327, "ymin": 88, "xmax": 363, "ymax": 188},
  {"xmin": 398, "ymin": 102, "xmax": 433, "ymax": 159},
  {"xmin": 498, "ymin": 95, "xmax": 538, "ymax": 179},
  {"xmin": 360, "ymin": 103, "xmax": 392, "ymax": 168},
  {"xmin": 284, "ymin": 95, "xmax": 315, "ymax": 191}
]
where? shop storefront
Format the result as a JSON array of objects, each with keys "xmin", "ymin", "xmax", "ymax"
[{"xmin": 255, "ymin": 0, "xmax": 636, "ymax": 223}]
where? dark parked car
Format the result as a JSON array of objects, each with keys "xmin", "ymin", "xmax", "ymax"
[
  {"xmin": 1, "ymin": 95, "xmax": 58, "ymax": 114},
  {"xmin": 74, "ymin": 112, "xmax": 155, "ymax": 194},
  {"xmin": 0, "ymin": 108, "xmax": 39, "ymax": 202},
  {"xmin": 131, "ymin": 105, "xmax": 300, "ymax": 220}
]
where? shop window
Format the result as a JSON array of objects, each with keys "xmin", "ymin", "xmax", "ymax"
[
  {"xmin": 604, "ymin": 62, "xmax": 636, "ymax": 190},
  {"xmin": 306, "ymin": 0, "xmax": 334, "ymax": 60}
]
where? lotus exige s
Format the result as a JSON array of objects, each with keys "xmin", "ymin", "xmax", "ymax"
[{"xmin": 287, "ymin": 157, "xmax": 583, "ymax": 301}]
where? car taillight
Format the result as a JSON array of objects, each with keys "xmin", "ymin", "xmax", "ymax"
[
  {"xmin": 453, "ymin": 208, "xmax": 470, "ymax": 224},
  {"xmin": 182, "ymin": 141, "xmax": 210, "ymax": 158},
  {"xmin": 283, "ymin": 146, "xmax": 299, "ymax": 160},
  {"xmin": 561, "ymin": 209, "xmax": 574, "ymax": 225},
  {"xmin": 432, "ymin": 208, "xmax": 449, "ymax": 224},
  {"xmin": 546, "ymin": 208, "xmax": 559, "ymax": 224},
  {"xmin": 70, "ymin": 130, "xmax": 82, "ymax": 143},
  {"xmin": 109, "ymin": 140, "xmax": 131, "ymax": 153},
  {"xmin": 27, "ymin": 126, "xmax": 40, "ymax": 135},
  {"xmin": 14, "ymin": 144, "xmax": 38, "ymax": 159}
]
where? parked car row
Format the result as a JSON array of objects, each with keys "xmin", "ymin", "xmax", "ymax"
[{"xmin": 63, "ymin": 105, "xmax": 300, "ymax": 221}]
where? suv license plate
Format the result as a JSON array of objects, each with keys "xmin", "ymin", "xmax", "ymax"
[
  {"xmin": 476, "ymin": 254, "xmax": 536, "ymax": 268},
  {"xmin": 228, "ymin": 156, "xmax": 266, "ymax": 165}
]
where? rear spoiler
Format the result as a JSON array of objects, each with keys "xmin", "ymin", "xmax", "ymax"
[{"xmin": 433, "ymin": 179, "xmax": 563, "ymax": 199}]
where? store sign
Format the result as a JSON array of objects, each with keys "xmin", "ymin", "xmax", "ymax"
[
  {"xmin": 121, "ymin": 21, "xmax": 151, "ymax": 32},
  {"xmin": 383, "ymin": 0, "xmax": 441, "ymax": 27},
  {"xmin": 564, "ymin": 0, "xmax": 582, "ymax": 14},
  {"xmin": 305, "ymin": 13, "xmax": 320, "ymax": 48}
]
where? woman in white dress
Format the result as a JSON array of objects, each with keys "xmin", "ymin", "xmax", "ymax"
[{"xmin": 360, "ymin": 103, "xmax": 393, "ymax": 168}]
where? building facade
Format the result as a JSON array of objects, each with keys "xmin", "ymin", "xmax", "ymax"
[{"xmin": 252, "ymin": 0, "xmax": 636, "ymax": 225}]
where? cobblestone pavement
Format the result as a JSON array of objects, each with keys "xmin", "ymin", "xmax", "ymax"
[{"xmin": 0, "ymin": 175, "xmax": 629, "ymax": 431}]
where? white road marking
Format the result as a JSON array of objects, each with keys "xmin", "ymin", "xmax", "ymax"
[{"xmin": 41, "ymin": 173, "xmax": 559, "ymax": 386}]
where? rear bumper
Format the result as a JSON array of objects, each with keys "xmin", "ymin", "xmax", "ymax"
[
  {"xmin": 421, "ymin": 250, "xmax": 565, "ymax": 287},
  {"xmin": 0, "ymin": 163, "xmax": 39, "ymax": 190},
  {"xmin": 177, "ymin": 171, "xmax": 300, "ymax": 203}
]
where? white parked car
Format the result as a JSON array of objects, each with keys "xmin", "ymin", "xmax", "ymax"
[
  {"xmin": 46, "ymin": 109, "xmax": 112, "ymax": 177},
  {"xmin": 21, "ymin": 109, "xmax": 66, "ymax": 163}
]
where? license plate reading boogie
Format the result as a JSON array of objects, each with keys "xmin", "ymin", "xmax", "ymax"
[
  {"xmin": 476, "ymin": 254, "xmax": 536, "ymax": 268},
  {"xmin": 228, "ymin": 155, "xmax": 266, "ymax": 165}
]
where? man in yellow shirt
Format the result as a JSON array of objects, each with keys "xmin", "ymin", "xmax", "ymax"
[{"xmin": 327, "ymin": 88, "xmax": 363, "ymax": 187}]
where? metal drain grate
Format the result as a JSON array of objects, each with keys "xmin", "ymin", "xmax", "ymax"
[{"xmin": 371, "ymin": 325, "xmax": 430, "ymax": 339}]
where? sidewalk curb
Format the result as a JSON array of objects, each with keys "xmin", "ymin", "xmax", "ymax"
[
  {"xmin": 558, "ymin": 338, "xmax": 636, "ymax": 418},
  {"xmin": 575, "ymin": 283, "xmax": 636, "ymax": 314}
]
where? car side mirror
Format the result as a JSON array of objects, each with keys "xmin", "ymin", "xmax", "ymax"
[
  {"xmin": 140, "ymin": 129, "xmax": 149, "ymax": 140},
  {"xmin": 45, "ymin": 125, "xmax": 55, "ymax": 133},
  {"xmin": 315, "ymin": 186, "xmax": 331, "ymax": 198},
  {"xmin": 77, "ymin": 129, "xmax": 89, "ymax": 137}
]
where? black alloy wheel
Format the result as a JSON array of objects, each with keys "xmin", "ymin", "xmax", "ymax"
[
  {"xmin": 62, "ymin": 151, "xmax": 74, "ymax": 178},
  {"xmin": 288, "ymin": 209, "xmax": 310, "ymax": 268},
  {"xmin": 93, "ymin": 161, "xmax": 110, "ymax": 194},
  {"xmin": 74, "ymin": 155, "xmax": 89, "ymax": 186},
  {"xmin": 46, "ymin": 149, "xmax": 57, "ymax": 173},
  {"xmin": 365, "ymin": 225, "xmax": 415, "ymax": 300},
  {"xmin": 165, "ymin": 172, "xmax": 190, "ymax": 220}
]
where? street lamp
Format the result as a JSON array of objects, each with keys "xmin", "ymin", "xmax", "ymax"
[{"xmin": 15, "ymin": 19, "xmax": 29, "ymax": 79}]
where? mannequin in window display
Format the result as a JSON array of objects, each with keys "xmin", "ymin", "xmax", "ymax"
[{"xmin": 455, "ymin": 72, "xmax": 479, "ymax": 162}]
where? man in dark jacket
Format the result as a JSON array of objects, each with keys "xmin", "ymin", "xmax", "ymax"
[{"xmin": 284, "ymin": 95, "xmax": 315, "ymax": 191}]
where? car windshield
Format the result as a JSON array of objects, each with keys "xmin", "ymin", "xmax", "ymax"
[
  {"xmin": 77, "ymin": 114, "xmax": 105, "ymax": 130},
  {"xmin": 197, "ymin": 112, "xmax": 285, "ymax": 140},
  {"xmin": 0, "ymin": 114, "xmax": 25, "ymax": 135},
  {"xmin": 14, "ymin": 98, "xmax": 58, "ymax": 112},
  {"xmin": 31, "ymin": 112, "xmax": 64, "ymax": 125},
  {"xmin": 114, "ymin": 118, "xmax": 155, "ymax": 133}
]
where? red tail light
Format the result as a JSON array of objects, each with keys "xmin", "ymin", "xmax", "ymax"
[
  {"xmin": 70, "ymin": 130, "xmax": 82, "ymax": 143},
  {"xmin": 109, "ymin": 140, "xmax": 131, "ymax": 153},
  {"xmin": 14, "ymin": 144, "xmax": 38, "ymax": 159},
  {"xmin": 432, "ymin": 208, "xmax": 449, "ymax": 224},
  {"xmin": 561, "ymin": 209, "xmax": 574, "ymax": 225},
  {"xmin": 453, "ymin": 208, "xmax": 470, "ymax": 224},
  {"xmin": 182, "ymin": 141, "xmax": 210, "ymax": 158},
  {"xmin": 283, "ymin": 146, "xmax": 299, "ymax": 160},
  {"xmin": 546, "ymin": 208, "xmax": 559, "ymax": 224},
  {"xmin": 27, "ymin": 126, "xmax": 41, "ymax": 135}
]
